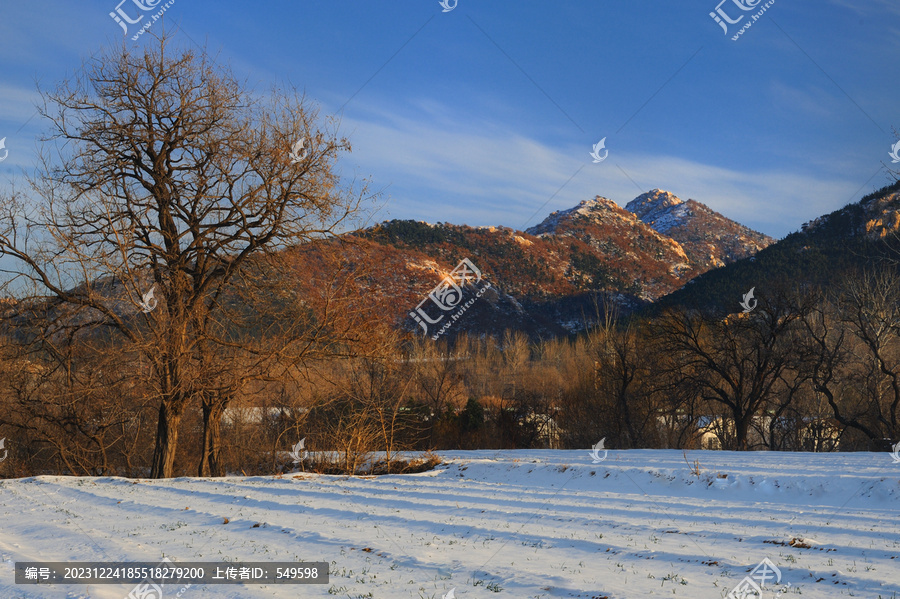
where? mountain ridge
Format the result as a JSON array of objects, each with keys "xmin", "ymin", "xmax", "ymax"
[
  {"xmin": 351, "ymin": 188, "xmax": 774, "ymax": 337},
  {"xmin": 0, "ymin": 187, "xmax": 786, "ymax": 341}
]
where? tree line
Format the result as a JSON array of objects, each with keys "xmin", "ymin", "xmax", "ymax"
[{"xmin": 3, "ymin": 265, "xmax": 900, "ymax": 478}]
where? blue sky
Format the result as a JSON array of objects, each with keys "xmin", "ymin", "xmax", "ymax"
[{"xmin": 1, "ymin": 0, "xmax": 898, "ymax": 238}]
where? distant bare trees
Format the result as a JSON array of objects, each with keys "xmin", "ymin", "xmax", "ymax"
[
  {"xmin": 586, "ymin": 310, "xmax": 648, "ymax": 448},
  {"xmin": 0, "ymin": 311, "xmax": 150, "ymax": 475},
  {"xmin": 5, "ymin": 264, "xmax": 900, "ymax": 474}
]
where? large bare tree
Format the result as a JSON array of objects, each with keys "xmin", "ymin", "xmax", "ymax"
[
  {"xmin": 655, "ymin": 294, "xmax": 806, "ymax": 450},
  {"xmin": 0, "ymin": 33, "xmax": 365, "ymax": 477}
]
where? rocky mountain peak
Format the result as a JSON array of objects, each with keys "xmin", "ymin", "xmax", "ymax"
[
  {"xmin": 525, "ymin": 196, "xmax": 624, "ymax": 236},
  {"xmin": 625, "ymin": 189, "xmax": 685, "ymax": 222},
  {"xmin": 860, "ymin": 192, "xmax": 900, "ymax": 238},
  {"xmin": 566, "ymin": 195, "xmax": 622, "ymax": 218},
  {"xmin": 624, "ymin": 189, "xmax": 773, "ymax": 270}
]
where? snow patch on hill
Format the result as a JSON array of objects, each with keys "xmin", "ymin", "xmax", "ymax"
[{"xmin": 525, "ymin": 196, "xmax": 619, "ymax": 236}]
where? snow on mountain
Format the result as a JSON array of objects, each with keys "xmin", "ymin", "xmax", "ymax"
[
  {"xmin": 272, "ymin": 191, "xmax": 776, "ymax": 339},
  {"xmin": 626, "ymin": 189, "xmax": 774, "ymax": 269},
  {"xmin": 525, "ymin": 196, "xmax": 688, "ymax": 265},
  {"xmin": 524, "ymin": 196, "xmax": 622, "ymax": 235},
  {"xmin": 625, "ymin": 189, "xmax": 687, "ymax": 231}
]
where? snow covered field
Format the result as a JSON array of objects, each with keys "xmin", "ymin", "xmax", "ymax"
[{"xmin": 1, "ymin": 450, "xmax": 898, "ymax": 598}]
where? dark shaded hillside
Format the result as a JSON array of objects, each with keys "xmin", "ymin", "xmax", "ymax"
[{"xmin": 649, "ymin": 181, "xmax": 900, "ymax": 316}]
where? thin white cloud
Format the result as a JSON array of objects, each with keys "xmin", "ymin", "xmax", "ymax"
[
  {"xmin": 0, "ymin": 84, "xmax": 44, "ymax": 128},
  {"xmin": 825, "ymin": 0, "xmax": 900, "ymax": 18},
  {"xmin": 767, "ymin": 81, "xmax": 840, "ymax": 121},
  {"xmin": 338, "ymin": 106, "xmax": 870, "ymax": 238}
]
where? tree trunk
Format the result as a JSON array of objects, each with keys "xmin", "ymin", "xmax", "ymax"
[
  {"xmin": 150, "ymin": 400, "xmax": 182, "ymax": 478},
  {"xmin": 734, "ymin": 411, "xmax": 750, "ymax": 450},
  {"xmin": 198, "ymin": 395, "xmax": 226, "ymax": 477},
  {"xmin": 617, "ymin": 388, "xmax": 636, "ymax": 449}
]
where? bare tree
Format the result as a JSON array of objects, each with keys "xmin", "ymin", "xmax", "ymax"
[
  {"xmin": 655, "ymin": 294, "xmax": 805, "ymax": 450},
  {"xmin": 411, "ymin": 338, "xmax": 466, "ymax": 445},
  {"xmin": 838, "ymin": 267, "xmax": 900, "ymax": 441},
  {"xmin": 798, "ymin": 291, "xmax": 876, "ymax": 443},
  {"xmin": 585, "ymin": 308, "xmax": 646, "ymax": 448},
  {"xmin": 343, "ymin": 346, "xmax": 412, "ymax": 472},
  {"xmin": 0, "ymin": 34, "xmax": 366, "ymax": 477}
]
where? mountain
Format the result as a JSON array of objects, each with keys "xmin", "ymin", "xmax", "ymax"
[
  {"xmin": 625, "ymin": 189, "xmax": 774, "ymax": 270},
  {"xmin": 346, "ymin": 189, "xmax": 773, "ymax": 337},
  {"xmin": 524, "ymin": 196, "xmax": 691, "ymax": 298}
]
